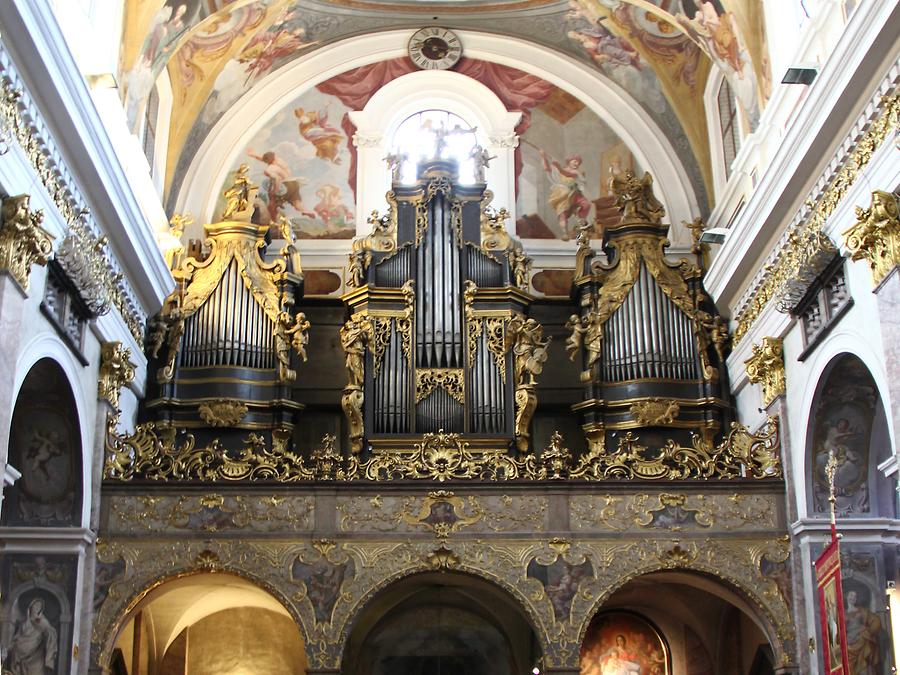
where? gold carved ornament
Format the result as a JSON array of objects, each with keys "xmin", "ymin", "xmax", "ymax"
[
  {"xmin": 479, "ymin": 191, "xmax": 511, "ymax": 251},
  {"xmin": 197, "ymin": 399, "xmax": 249, "ymax": 427},
  {"xmin": 630, "ymin": 398, "xmax": 681, "ymax": 426},
  {"xmin": 733, "ymin": 93, "xmax": 900, "ymax": 345},
  {"xmin": 347, "ymin": 199, "xmax": 398, "ymax": 288},
  {"xmin": 843, "ymin": 189, "xmax": 900, "ymax": 287},
  {"xmin": 0, "ymin": 69, "xmax": 144, "ymax": 340},
  {"xmin": 152, "ymin": 170, "xmax": 306, "ymax": 384},
  {"xmin": 464, "ymin": 282, "xmax": 507, "ymax": 381},
  {"xmin": 105, "ymin": 413, "xmax": 782, "ymax": 483},
  {"xmin": 97, "ymin": 342, "xmax": 136, "ymax": 410},
  {"xmin": 506, "ymin": 315, "xmax": 551, "ymax": 453},
  {"xmin": 568, "ymin": 417, "xmax": 782, "ymax": 481},
  {"xmin": 415, "ymin": 369, "xmax": 465, "ymax": 404},
  {"xmin": 341, "ymin": 314, "xmax": 374, "ymax": 454},
  {"xmin": 0, "ymin": 194, "xmax": 53, "ymax": 292},
  {"xmin": 744, "ymin": 337, "xmax": 785, "ymax": 407}
]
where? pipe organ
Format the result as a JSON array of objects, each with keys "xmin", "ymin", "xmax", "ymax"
[
  {"xmin": 568, "ymin": 170, "xmax": 732, "ymax": 453},
  {"xmin": 342, "ymin": 158, "xmax": 543, "ymax": 455},
  {"xmin": 144, "ymin": 169, "xmax": 308, "ymax": 440}
]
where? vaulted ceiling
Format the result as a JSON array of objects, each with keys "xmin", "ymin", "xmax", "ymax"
[{"xmin": 120, "ymin": 0, "xmax": 771, "ymax": 213}]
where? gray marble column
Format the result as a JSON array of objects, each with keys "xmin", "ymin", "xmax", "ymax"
[
  {"xmin": 767, "ymin": 393, "xmax": 810, "ymax": 674},
  {"xmin": 0, "ymin": 274, "xmax": 27, "ymax": 520},
  {"xmin": 874, "ymin": 269, "xmax": 900, "ymax": 455}
]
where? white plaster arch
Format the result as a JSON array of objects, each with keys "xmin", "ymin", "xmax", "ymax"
[
  {"xmin": 13, "ymin": 333, "xmax": 94, "ymax": 528},
  {"xmin": 349, "ymin": 70, "xmax": 521, "ymax": 232},
  {"xmin": 174, "ymin": 29, "xmax": 700, "ymax": 253},
  {"xmin": 791, "ymin": 328, "xmax": 894, "ymax": 519}
]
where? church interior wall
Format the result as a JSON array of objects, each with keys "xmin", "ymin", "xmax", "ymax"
[{"xmin": 0, "ymin": 1, "xmax": 897, "ymax": 673}]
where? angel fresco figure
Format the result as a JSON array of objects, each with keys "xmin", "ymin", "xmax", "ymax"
[
  {"xmin": 294, "ymin": 106, "xmax": 344, "ymax": 163},
  {"xmin": 537, "ymin": 148, "xmax": 593, "ymax": 239},
  {"xmin": 246, "ymin": 149, "xmax": 317, "ymax": 222},
  {"xmin": 567, "ymin": 23, "xmax": 642, "ymax": 71},
  {"xmin": 6, "ymin": 597, "xmax": 58, "ymax": 675}
]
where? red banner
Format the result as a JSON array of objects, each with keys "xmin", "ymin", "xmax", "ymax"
[{"xmin": 815, "ymin": 537, "xmax": 850, "ymax": 675}]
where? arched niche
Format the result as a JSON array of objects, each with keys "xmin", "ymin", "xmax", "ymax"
[
  {"xmin": 107, "ymin": 572, "xmax": 307, "ymax": 675},
  {"xmin": 581, "ymin": 571, "xmax": 778, "ymax": 675},
  {"xmin": 806, "ymin": 353, "xmax": 894, "ymax": 518},
  {"xmin": 342, "ymin": 571, "xmax": 542, "ymax": 675},
  {"xmin": 2, "ymin": 358, "xmax": 83, "ymax": 527}
]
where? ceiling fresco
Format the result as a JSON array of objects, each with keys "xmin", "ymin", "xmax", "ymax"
[{"xmin": 120, "ymin": 0, "xmax": 771, "ymax": 216}]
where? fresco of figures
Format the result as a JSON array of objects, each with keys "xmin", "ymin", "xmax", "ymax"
[
  {"xmin": 810, "ymin": 355, "xmax": 884, "ymax": 516},
  {"xmin": 215, "ymin": 88, "xmax": 355, "ymax": 239},
  {"xmin": 213, "ymin": 57, "xmax": 640, "ymax": 243},
  {"xmin": 581, "ymin": 611, "xmax": 669, "ymax": 675}
]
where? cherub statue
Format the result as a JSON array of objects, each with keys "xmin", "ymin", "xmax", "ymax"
[
  {"xmin": 564, "ymin": 314, "xmax": 586, "ymax": 362},
  {"xmin": 340, "ymin": 316, "xmax": 372, "ymax": 387},
  {"xmin": 383, "ymin": 151, "xmax": 405, "ymax": 182}
]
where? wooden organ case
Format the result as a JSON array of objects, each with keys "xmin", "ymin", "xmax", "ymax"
[
  {"xmin": 342, "ymin": 157, "xmax": 543, "ymax": 456},
  {"xmin": 568, "ymin": 170, "xmax": 733, "ymax": 457},
  {"xmin": 142, "ymin": 172, "xmax": 309, "ymax": 447}
]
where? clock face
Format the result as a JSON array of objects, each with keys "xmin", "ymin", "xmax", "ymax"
[{"xmin": 408, "ymin": 28, "xmax": 462, "ymax": 70}]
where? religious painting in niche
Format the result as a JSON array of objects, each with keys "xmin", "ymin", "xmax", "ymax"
[
  {"xmin": 837, "ymin": 547, "xmax": 893, "ymax": 675},
  {"xmin": 526, "ymin": 555, "xmax": 593, "ymax": 622},
  {"xmin": 2, "ymin": 358, "xmax": 82, "ymax": 527},
  {"xmin": 215, "ymin": 86, "xmax": 355, "ymax": 239},
  {"xmin": 291, "ymin": 554, "xmax": 355, "ymax": 624},
  {"xmin": 810, "ymin": 355, "xmax": 881, "ymax": 516},
  {"xmin": 516, "ymin": 89, "xmax": 638, "ymax": 241},
  {"xmin": 580, "ymin": 611, "xmax": 669, "ymax": 675},
  {"xmin": 1, "ymin": 553, "xmax": 77, "ymax": 675}
]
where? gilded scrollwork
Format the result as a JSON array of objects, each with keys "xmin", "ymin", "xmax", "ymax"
[
  {"xmin": 538, "ymin": 431, "xmax": 573, "ymax": 479},
  {"xmin": 480, "ymin": 191, "xmax": 511, "ymax": 251},
  {"xmin": 0, "ymin": 193, "xmax": 53, "ymax": 292},
  {"xmin": 843, "ymin": 189, "xmax": 900, "ymax": 286},
  {"xmin": 97, "ymin": 341, "xmax": 136, "ymax": 410},
  {"xmin": 733, "ymin": 93, "xmax": 900, "ymax": 344},
  {"xmin": 415, "ymin": 368, "xmax": 465, "ymax": 404},
  {"xmin": 745, "ymin": 336, "xmax": 786, "ymax": 406},
  {"xmin": 106, "ymin": 413, "xmax": 783, "ymax": 483},
  {"xmin": 197, "ymin": 399, "xmax": 248, "ymax": 427},
  {"xmin": 630, "ymin": 398, "xmax": 680, "ymax": 426}
]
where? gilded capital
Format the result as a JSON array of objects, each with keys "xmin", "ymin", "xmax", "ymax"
[
  {"xmin": 843, "ymin": 189, "xmax": 900, "ymax": 286},
  {"xmin": 98, "ymin": 341, "xmax": 136, "ymax": 409},
  {"xmin": 744, "ymin": 337, "xmax": 785, "ymax": 407},
  {"xmin": 0, "ymin": 194, "xmax": 54, "ymax": 292}
]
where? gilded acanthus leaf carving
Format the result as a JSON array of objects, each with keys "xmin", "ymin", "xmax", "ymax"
[
  {"xmin": 745, "ymin": 337, "xmax": 786, "ymax": 407},
  {"xmin": 0, "ymin": 193, "xmax": 53, "ymax": 292},
  {"xmin": 97, "ymin": 341, "xmax": 136, "ymax": 410},
  {"xmin": 843, "ymin": 189, "xmax": 900, "ymax": 286}
]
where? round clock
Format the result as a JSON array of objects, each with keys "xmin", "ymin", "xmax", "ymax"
[{"xmin": 408, "ymin": 27, "xmax": 462, "ymax": 70}]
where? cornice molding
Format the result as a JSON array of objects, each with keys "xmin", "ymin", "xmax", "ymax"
[
  {"xmin": 705, "ymin": 0, "xmax": 900, "ymax": 304},
  {"xmin": 0, "ymin": 0, "xmax": 174, "ymax": 329}
]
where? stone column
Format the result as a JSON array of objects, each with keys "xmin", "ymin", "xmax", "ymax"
[
  {"xmin": 0, "ymin": 274, "xmax": 27, "ymax": 515},
  {"xmin": 873, "ymin": 270, "xmax": 900, "ymax": 452},
  {"xmin": 765, "ymin": 390, "xmax": 810, "ymax": 675}
]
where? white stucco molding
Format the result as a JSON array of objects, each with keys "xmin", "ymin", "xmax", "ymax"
[{"xmin": 175, "ymin": 30, "xmax": 700, "ymax": 253}]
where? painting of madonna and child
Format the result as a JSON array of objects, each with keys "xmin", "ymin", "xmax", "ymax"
[{"xmin": 581, "ymin": 611, "xmax": 670, "ymax": 675}]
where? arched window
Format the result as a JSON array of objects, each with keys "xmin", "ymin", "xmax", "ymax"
[
  {"xmin": 142, "ymin": 83, "xmax": 160, "ymax": 169},
  {"xmin": 390, "ymin": 109, "xmax": 480, "ymax": 184},
  {"xmin": 716, "ymin": 78, "xmax": 741, "ymax": 180}
]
